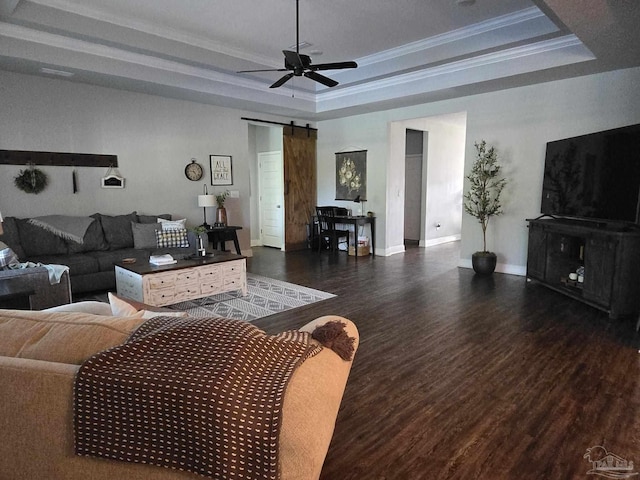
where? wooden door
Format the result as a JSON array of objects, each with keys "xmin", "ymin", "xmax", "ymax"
[{"xmin": 283, "ymin": 126, "xmax": 317, "ymax": 251}]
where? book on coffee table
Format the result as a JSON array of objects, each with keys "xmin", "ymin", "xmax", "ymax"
[{"xmin": 149, "ymin": 254, "xmax": 177, "ymax": 266}]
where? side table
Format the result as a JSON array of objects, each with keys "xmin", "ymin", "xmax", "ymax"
[{"xmin": 206, "ymin": 226, "xmax": 242, "ymax": 255}]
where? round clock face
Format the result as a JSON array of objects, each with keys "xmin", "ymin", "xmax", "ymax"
[{"xmin": 185, "ymin": 161, "xmax": 204, "ymax": 181}]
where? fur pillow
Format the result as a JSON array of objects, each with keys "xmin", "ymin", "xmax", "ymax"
[{"xmin": 158, "ymin": 217, "xmax": 187, "ymax": 230}]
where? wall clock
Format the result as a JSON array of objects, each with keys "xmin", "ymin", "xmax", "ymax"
[{"xmin": 184, "ymin": 159, "xmax": 204, "ymax": 181}]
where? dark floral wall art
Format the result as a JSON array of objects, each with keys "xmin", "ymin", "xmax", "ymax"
[{"xmin": 335, "ymin": 150, "xmax": 367, "ymax": 201}]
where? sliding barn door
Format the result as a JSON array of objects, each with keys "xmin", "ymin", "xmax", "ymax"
[{"xmin": 283, "ymin": 126, "xmax": 317, "ymax": 251}]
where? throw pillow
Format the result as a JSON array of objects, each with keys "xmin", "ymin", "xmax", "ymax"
[
  {"xmin": 16, "ymin": 217, "xmax": 68, "ymax": 256},
  {"xmin": 0, "ymin": 241, "xmax": 19, "ymax": 269},
  {"xmin": 158, "ymin": 217, "xmax": 187, "ymax": 230},
  {"xmin": 155, "ymin": 228, "xmax": 189, "ymax": 248},
  {"xmin": 99, "ymin": 212, "xmax": 137, "ymax": 250},
  {"xmin": 67, "ymin": 216, "xmax": 109, "ymax": 254},
  {"xmin": 131, "ymin": 222, "xmax": 161, "ymax": 249},
  {"xmin": 138, "ymin": 213, "xmax": 171, "ymax": 224},
  {"xmin": 0, "ymin": 216, "xmax": 26, "ymax": 259},
  {"xmin": 44, "ymin": 301, "xmax": 113, "ymax": 316},
  {"xmin": 108, "ymin": 292, "xmax": 188, "ymax": 319}
]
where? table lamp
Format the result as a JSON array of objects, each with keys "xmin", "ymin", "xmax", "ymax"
[
  {"xmin": 197, "ymin": 186, "xmax": 215, "ymax": 229},
  {"xmin": 354, "ymin": 195, "xmax": 366, "ymax": 216}
]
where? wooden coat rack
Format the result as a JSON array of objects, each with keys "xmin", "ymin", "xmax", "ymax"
[{"xmin": 0, "ymin": 150, "xmax": 117, "ymax": 167}]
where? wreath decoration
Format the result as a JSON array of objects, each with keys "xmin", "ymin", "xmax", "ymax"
[{"xmin": 14, "ymin": 165, "xmax": 48, "ymax": 194}]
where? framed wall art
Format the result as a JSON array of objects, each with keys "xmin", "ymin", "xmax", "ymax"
[
  {"xmin": 335, "ymin": 150, "xmax": 366, "ymax": 201},
  {"xmin": 210, "ymin": 155, "xmax": 233, "ymax": 186}
]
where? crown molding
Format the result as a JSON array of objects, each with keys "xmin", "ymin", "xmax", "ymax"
[
  {"xmin": 319, "ymin": 35, "xmax": 590, "ymax": 102},
  {"xmin": 357, "ymin": 6, "xmax": 548, "ymax": 67}
]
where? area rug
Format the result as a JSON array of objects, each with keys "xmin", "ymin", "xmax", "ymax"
[{"xmin": 166, "ymin": 273, "xmax": 335, "ymax": 321}]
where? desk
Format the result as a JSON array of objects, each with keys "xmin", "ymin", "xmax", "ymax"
[
  {"xmin": 334, "ymin": 215, "xmax": 376, "ymax": 259},
  {"xmin": 206, "ymin": 226, "xmax": 242, "ymax": 255}
]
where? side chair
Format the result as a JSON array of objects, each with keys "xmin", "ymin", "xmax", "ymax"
[{"xmin": 315, "ymin": 206, "xmax": 349, "ymax": 253}]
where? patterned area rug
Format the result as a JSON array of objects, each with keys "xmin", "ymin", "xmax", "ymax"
[{"xmin": 166, "ymin": 273, "xmax": 335, "ymax": 321}]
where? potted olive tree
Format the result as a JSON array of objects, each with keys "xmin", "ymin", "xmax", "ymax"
[{"xmin": 463, "ymin": 140, "xmax": 507, "ymax": 275}]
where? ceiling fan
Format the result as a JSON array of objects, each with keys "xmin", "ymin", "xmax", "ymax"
[{"xmin": 237, "ymin": 0, "xmax": 358, "ymax": 88}]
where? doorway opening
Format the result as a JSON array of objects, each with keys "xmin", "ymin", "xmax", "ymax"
[
  {"xmin": 390, "ymin": 112, "xmax": 467, "ymax": 254},
  {"xmin": 249, "ymin": 124, "xmax": 284, "ymax": 250},
  {"xmin": 404, "ymin": 129, "xmax": 425, "ymax": 248}
]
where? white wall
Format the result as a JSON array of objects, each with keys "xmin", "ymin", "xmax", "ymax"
[
  {"xmin": 0, "ymin": 71, "xmax": 292, "ymax": 254},
  {"xmin": 317, "ymin": 67, "xmax": 640, "ymax": 273}
]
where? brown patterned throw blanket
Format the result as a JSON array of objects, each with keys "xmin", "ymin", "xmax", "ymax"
[{"xmin": 74, "ymin": 316, "xmax": 322, "ymax": 479}]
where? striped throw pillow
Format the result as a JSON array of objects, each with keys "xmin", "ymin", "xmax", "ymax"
[{"xmin": 155, "ymin": 228, "xmax": 189, "ymax": 248}]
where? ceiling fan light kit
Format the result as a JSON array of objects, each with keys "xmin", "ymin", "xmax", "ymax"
[{"xmin": 238, "ymin": 0, "xmax": 357, "ymax": 89}]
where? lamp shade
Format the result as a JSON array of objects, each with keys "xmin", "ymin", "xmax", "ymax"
[{"xmin": 198, "ymin": 195, "xmax": 216, "ymax": 208}]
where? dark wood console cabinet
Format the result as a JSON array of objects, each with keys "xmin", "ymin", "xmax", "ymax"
[{"xmin": 526, "ymin": 218, "xmax": 640, "ymax": 320}]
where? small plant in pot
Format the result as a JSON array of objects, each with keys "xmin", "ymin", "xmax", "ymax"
[
  {"xmin": 214, "ymin": 190, "xmax": 230, "ymax": 226},
  {"xmin": 463, "ymin": 140, "xmax": 507, "ymax": 275}
]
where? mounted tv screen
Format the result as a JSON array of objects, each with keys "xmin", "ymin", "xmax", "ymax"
[{"xmin": 541, "ymin": 123, "xmax": 640, "ymax": 225}]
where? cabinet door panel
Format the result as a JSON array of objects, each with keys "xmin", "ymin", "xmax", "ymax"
[
  {"xmin": 527, "ymin": 224, "xmax": 547, "ymax": 280},
  {"xmin": 583, "ymin": 236, "xmax": 616, "ymax": 306}
]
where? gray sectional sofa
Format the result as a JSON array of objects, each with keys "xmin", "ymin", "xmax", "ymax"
[{"xmin": 0, "ymin": 212, "xmax": 201, "ymax": 294}]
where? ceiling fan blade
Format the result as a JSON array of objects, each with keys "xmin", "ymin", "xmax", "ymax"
[
  {"xmin": 310, "ymin": 60, "xmax": 358, "ymax": 71},
  {"xmin": 270, "ymin": 73, "xmax": 295, "ymax": 88},
  {"xmin": 237, "ymin": 68, "xmax": 288, "ymax": 73},
  {"xmin": 304, "ymin": 71, "xmax": 338, "ymax": 88}
]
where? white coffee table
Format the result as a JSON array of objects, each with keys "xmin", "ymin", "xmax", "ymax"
[{"xmin": 115, "ymin": 253, "xmax": 246, "ymax": 307}]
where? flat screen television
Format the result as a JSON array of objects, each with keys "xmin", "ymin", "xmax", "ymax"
[{"xmin": 541, "ymin": 123, "xmax": 640, "ymax": 226}]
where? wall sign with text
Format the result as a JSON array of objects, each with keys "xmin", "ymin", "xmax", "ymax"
[{"xmin": 210, "ymin": 155, "xmax": 233, "ymax": 186}]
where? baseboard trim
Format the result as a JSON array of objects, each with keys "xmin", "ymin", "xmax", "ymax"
[
  {"xmin": 423, "ymin": 234, "xmax": 461, "ymax": 247},
  {"xmin": 382, "ymin": 245, "xmax": 406, "ymax": 256}
]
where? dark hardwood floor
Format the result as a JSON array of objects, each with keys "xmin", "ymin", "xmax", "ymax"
[{"xmin": 248, "ymin": 242, "xmax": 640, "ymax": 480}]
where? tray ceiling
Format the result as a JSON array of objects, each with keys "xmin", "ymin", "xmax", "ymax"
[{"xmin": 0, "ymin": 0, "xmax": 638, "ymax": 120}]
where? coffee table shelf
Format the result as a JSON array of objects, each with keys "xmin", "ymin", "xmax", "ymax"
[{"xmin": 115, "ymin": 254, "xmax": 247, "ymax": 307}]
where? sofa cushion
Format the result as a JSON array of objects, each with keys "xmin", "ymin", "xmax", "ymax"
[
  {"xmin": 98, "ymin": 212, "xmax": 137, "ymax": 250},
  {"xmin": 0, "ymin": 216, "xmax": 26, "ymax": 259},
  {"xmin": 16, "ymin": 218, "xmax": 68, "ymax": 256},
  {"xmin": 0, "ymin": 309, "xmax": 145, "ymax": 364},
  {"xmin": 131, "ymin": 222, "xmax": 161, "ymax": 249},
  {"xmin": 137, "ymin": 213, "xmax": 171, "ymax": 224},
  {"xmin": 28, "ymin": 253, "xmax": 100, "ymax": 277},
  {"xmin": 67, "ymin": 216, "xmax": 109, "ymax": 254},
  {"xmin": 87, "ymin": 249, "xmax": 150, "ymax": 272}
]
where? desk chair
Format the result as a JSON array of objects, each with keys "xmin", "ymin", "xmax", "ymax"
[{"xmin": 315, "ymin": 207, "xmax": 349, "ymax": 253}]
